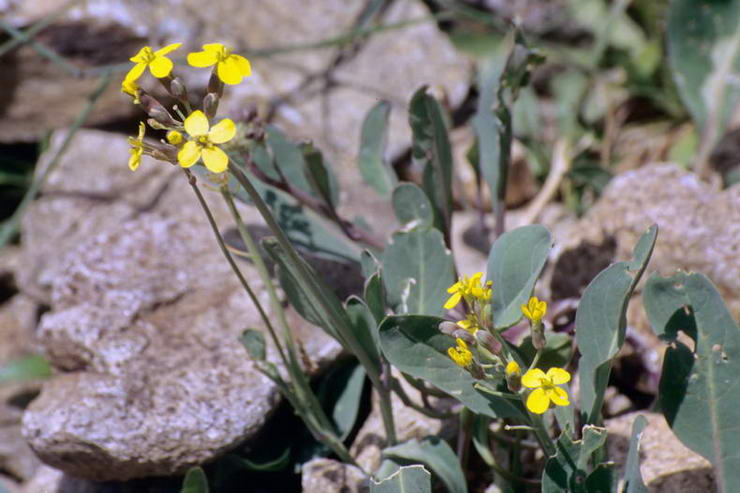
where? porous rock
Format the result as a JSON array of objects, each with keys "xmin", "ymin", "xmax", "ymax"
[{"xmin": 301, "ymin": 458, "xmax": 368, "ymax": 493}]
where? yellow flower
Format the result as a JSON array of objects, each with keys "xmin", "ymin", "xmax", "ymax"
[
  {"xmin": 177, "ymin": 110, "xmax": 236, "ymax": 173},
  {"xmin": 505, "ymin": 360, "xmax": 521, "ymax": 377},
  {"xmin": 187, "ymin": 43, "xmax": 252, "ymax": 85},
  {"xmin": 444, "ymin": 272, "xmax": 492, "ymax": 310},
  {"xmin": 125, "ymin": 43, "xmax": 182, "ymax": 82},
  {"xmin": 128, "ymin": 122, "xmax": 146, "ymax": 171},
  {"xmin": 456, "ymin": 315, "xmax": 479, "ymax": 335},
  {"xmin": 521, "ymin": 296, "xmax": 547, "ymax": 325},
  {"xmin": 448, "ymin": 338, "xmax": 473, "ymax": 368},
  {"xmin": 166, "ymin": 130, "xmax": 183, "ymax": 145},
  {"xmin": 121, "ymin": 77, "xmax": 140, "ymax": 104},
  {"xmin": 521, "ymin": 367, "xmax": 570, "ymax": 414}
]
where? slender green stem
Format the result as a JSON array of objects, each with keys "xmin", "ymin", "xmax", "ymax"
[
  {"xmin": 219, "ymin": 186, "xmax": 336, "ymax": 433},
  {"xmin": 0, "ymin": 71, "xmax": 113, "ymax": 247},
  {"xmin": 504, "ymin": 425, "xmax": 535, "ymax": 432},
  {"xmin": 529, "ymin": 349, "xmax": 543, "ymax": 371},
  {"xmin": 228, "ymin": 164, "xmax": 398, "ymax": 444},
  {"xmin": 474, "ymin": 382, "xmax": 521, "ymax": 400},
  {"xmin": 390, "ymin": 378, "xmax": 455, "ymax": 419},
  {"xmin": 525, "ymin": 410, "xmax": 558, "ymax": 457}
]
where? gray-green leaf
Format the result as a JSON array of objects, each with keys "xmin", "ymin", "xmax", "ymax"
[
  {"xmin": 359, "ymin": 101, "xmax": 397, "ymax": 197},
  {"xmin": 623, "ymin": 415, "xmax": 648, "ymax": 493},
  {"xmin": 371, "ymin": 464, "xmax": 431, "ymax": 493},
  {"xmin": 644, "ymin": 271, "xmax": 740, "ymax": 493},
  {"xmin": 486, "ymin": 225, "xmax": 552, "ymax": 329},
  {"xmin": 383, "ymin": 437, "xmax": 467, "ymax": 493},
  {"xmin": 392, "ymin": 183, "xmax": 434, "ymax": 231},
  {"xmin": 181, "ymin": 466, "xmax": 209, "ymax": 493}
]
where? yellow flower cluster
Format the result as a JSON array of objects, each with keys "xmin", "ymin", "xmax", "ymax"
[
  {"xmin": 122, "ymin": 42, "xmax": 252, "ymax": 174},
  {"xmin": 444, "ymin": 272, "xmax": 492, "ymax": 310},
  {"xmin": 447, "ymin": 338, "xmax": 473, "ymax": 368},
  {"xmin": 521, "ymin": 296, "xmax": 547, "ymax": 325}
]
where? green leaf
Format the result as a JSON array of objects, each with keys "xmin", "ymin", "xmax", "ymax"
[
  {"xmin": 239, "ymin": 329, "xmax": 266, "ymax": 361},
  {"xmin": 359, "ymin": 101, "xmax": 397, "ymax": 197},
  {"xmin": 392, "ymin": 183, "xmax": 434, "ymax": 231},
  {"xmin": 585, "ymin": 463, "xmax": 616, "ymax": 493},
  {"xmin": 576, "ymin": 224, "xmax": 657, "ymax": 424},
  {"xmin": 623, "ymin": 415, "xmax": 648, "ymax": 493},
  {"xmin": 644, "ymin": 271, "xmax": 740, "ymax": 493},
  {"xmin": 345, "ymin": 296, "xmax": 382, "ymax": 376},
  {"xmin": 383, "ymin": 437, "xmax": 467, "ymax": 493},
  {"xmin": 265, "ymin": 125, "xmax": 314, "ymax": 198},
  {"xmin": 364, "ymin": 272, "xmax": 387, "ymax": 325},
  {"xmin": 303, "ymin": 143, "xmax": 340, "ymax": 209},
  {"xmin": 181, "ymin": 466, "xmax": 209, "ymax": 493},
  {"xmin": 225, "ymin": 159, "xmax": 361, "ymax": 263},
  {"xmin": 379, "ymin": 315, "xmax": 525, "ymax": 419},
  {"xmin": 542, "ymin": 426, "xmax": 607, "ymax": 493},
  {"xmin": 668, "ymin": 0, "xmax": 740, "ymax": 152},
  {"xmin": 318, "ymin": 360, "xmax": 367, "ymax": 441},
  {"xmin": 0, "ymin": 355, "xmax": 52, "ymax": 384},
  {"xmin": 486, "ymin": 225, "xmax": 552, "ymax": 329},
  {"xmin": 371, "ymin": 464, "xmax": 431, "ymax": 493},
  {"xmin": 408, "ymin": 87, "xmax": 454, "ymax": 239},
  {"xmin": 382, "ymin": 228, "xmax": 455, "ymax": 317}
]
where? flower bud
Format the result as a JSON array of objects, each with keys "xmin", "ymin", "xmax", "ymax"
[
  {"xmin": 469, "ymin": 363, "xmax": 486, "ymax": 380},
  {"xmin": 439, "ymin": 321, "xmax": 458, "ymax": 336},
  {"xmin": 203, "ymin": 92, "xmax": 220, "ymax": 120},
  {"xmin": 505, "ymin": 361, "xmax": 522, "ymax": 392},
  {"xmin": 166, "ymin": 130, "xmax": 183, "ymax": 146},
  {"xmin": 475, "ymin": 330, "xmax": 501, "ymax": 355},
  {"xmin": 146, "ymin": 118, "xmax": 168, "ymax": 130},
  {"xmin": 452, "ymin": 329, "xmax": 476, "ymax": 345},
  {"xmin": 140, "ymin": 93, "xmax": 177, "ymax": 126},
  {"xmin": 169, "ymin": 77, "xmax": 188, "ymax": 100},
  {"xmin": 532, "ymin": 324, "xmax": 546, "ymax": 351}
]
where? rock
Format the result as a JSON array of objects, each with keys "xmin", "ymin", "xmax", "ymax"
[
  {"xmin": 552, "ymin": 164, "xmax": 740, "ymax": 318},
  {"xmin": 607, "ymin": 412, "xmax": 715, "ymax": 492},
  {"xmin": 17, "ymin": 130, "xmax": 341, "ymax": 481},
  {"xmin": 350, "ymin": 373, "xmax": 457, "ymax": 473},
  {"xmin": 301, "ymin": 458, "xmax": 368, "ymax": 493}
]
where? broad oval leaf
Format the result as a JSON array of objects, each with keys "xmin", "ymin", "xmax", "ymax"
[
  {"xmin": 383, "ymin": 437, "xmax": 467, "ymax": 493},
  {"xmin": 486, "ymin": 225, "xmax": 552, "ymax": 329},
  {"xmin": 181, "ymin": 467, "xmax": 209, "ymax": 493},
  {"xmin": 359, "ymin": 101, "xmax": 396, "ymax": 197},
  {"xmin": 392, "ymin": 183, "xmax": 434, "ymax": 230},
  {"xmin": 577, "ymin": 225, "xmax": 656, "ymax": 424},
  {"xmin": 644, "ymin": 271, "xmax": 740, "ymax": 493},
  {"xmin": 382, "ymin": 228, "xmax": 455, "ymax": 317},
  {"xmin": 371, "ymin": 464, "xmax": 431, "ymax": 493},
  {"xmin": 379, "ymin": 315, "xmax": 525, "ymax": 419}
]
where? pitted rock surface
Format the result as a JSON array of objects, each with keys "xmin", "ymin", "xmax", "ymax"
[{"xmin": 17, "ymin": 130, "xmax": 341, "ymax": 481}]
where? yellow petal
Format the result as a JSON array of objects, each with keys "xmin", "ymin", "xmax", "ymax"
[
  {"xmin": 526, "ymin": 388, "xmax": 550, "ymax": 414},
  {"xmin": 208, "ymin": 118, "xmax": 236, "ymax": 144},
  {"xmin": 202, "ymin": 43, "xmax": 226, "ymax": 54},
  {"xmin": 548, "ymin": 386, "xmax": 570, "ymax": 407},
  {"xmin": 137, "ymin": 121, "xmax": 146, "ymax": 140},
  {"xmin": 124, "ymin": 63, "xmax": 146, "ymax": 83},
  {"xmin": 521, "ymin": 368, "xmax": 546, "ymax": 388},
  {"xmin": 130, "ymin": 46, "xmax": 151, "ymax": 63},
  {"xmin": 128, "ymin": 148, "xmax": 142, "ymax": 171},
  {"xmin": 447, "ymin": 281, "xmax": 462, "ymax": 293},
  {"xmin": 505, "ymin": 361, "xmax": 521, "ymax": 376},
  {"xmin": 546, "ymin": 367, "xmax": 571, "ymax": 385},
  {"xmin": 201, "ymin": 146, "xmax": 229, "ymax": 173},
  {"xmin": 230, "ymin": 54, "xmax": 252, "ymax": 76},
  {"xmin": 154, "ymin": 42, "xmax": 182, "ymax": 56},
  {"xmin": 148, "ymin": 56, "xmax": 174, "ymax": 78},
  {"xmin": 178, "ymin": 141, "xmax": 201, "ymax": 168},
  {"xmin": 187, "ymin": 50, "xmax": 218, "ymax": 67},
  {"xmin": 521, "ymin": 304, "xmax": 532, "ymax": 320},
  {"xmin": 217, "ymin": 57, "xmax": 244, "ymax": 85},
  {"xmin": 183, "ymin": 110, "xmax": 210, "ymax": 136},
  {"xmin": 444, "ymin": 292, "xmax": 462, "ymax": 310}
]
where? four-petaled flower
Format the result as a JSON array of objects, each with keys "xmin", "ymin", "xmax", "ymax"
[
  {"xmin": 187, "ymin": 43, "xmax": 252, "ymax": 85},
  {"xmin": 128, "ymin": 122, "xmax": 146, "ymax": 171},
  {"xmin": 448, "ymin": 338, "xmax": 473, "ymax": 368},
  {"xmin": 521, "ymin": 367, "xmax": 570, "ymax": 414},
  {"xmin": 456, "ymin": 314, "xmax": 479, "ymax": 335},
  {"xmin": 444, "ymin": 272, "xmax": 492, "ymax": 310},
  {"xmin": 125, "ymin": 43, "xmax": 182, "ymax": 82},
  {"xmin": 177, "ymin": 110, "xmax": 236, "ymax": 173},
  {"xmin": 121, "ymin": 77, "xmax": 140, "ymax": 104},
  {"xmin": 521, "ymin": 296, "xmax": 547, "ymax": 325}
]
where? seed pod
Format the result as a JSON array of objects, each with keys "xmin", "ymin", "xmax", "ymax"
[
  {"xmin": 169, "ymin": 77, "xmax": 188, "ymax": 100},
  {"xmin": 438, "ymin": 321, "xmax": 458, "ymax": 336},
  {"xmin": 475, "ymin": 330, "xmax": 501, "ymax": 355},
  {"xmin": 140, "ymin": 92, "xmax": 177, "ymax": 126},
  {"xmin": 203, "ymin": 92, "xmax": 220, "ymax": 120},
  {"xmin": 532, "ymin": 324, "xmax": 546, "ymax": 351},
  {"xmin": 469, "ymin": 363, "xmax": 486, "ymax": 380},
  {"xmin": 452, "ymin": 329, "xmax": 476, "ymax": 345}
]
